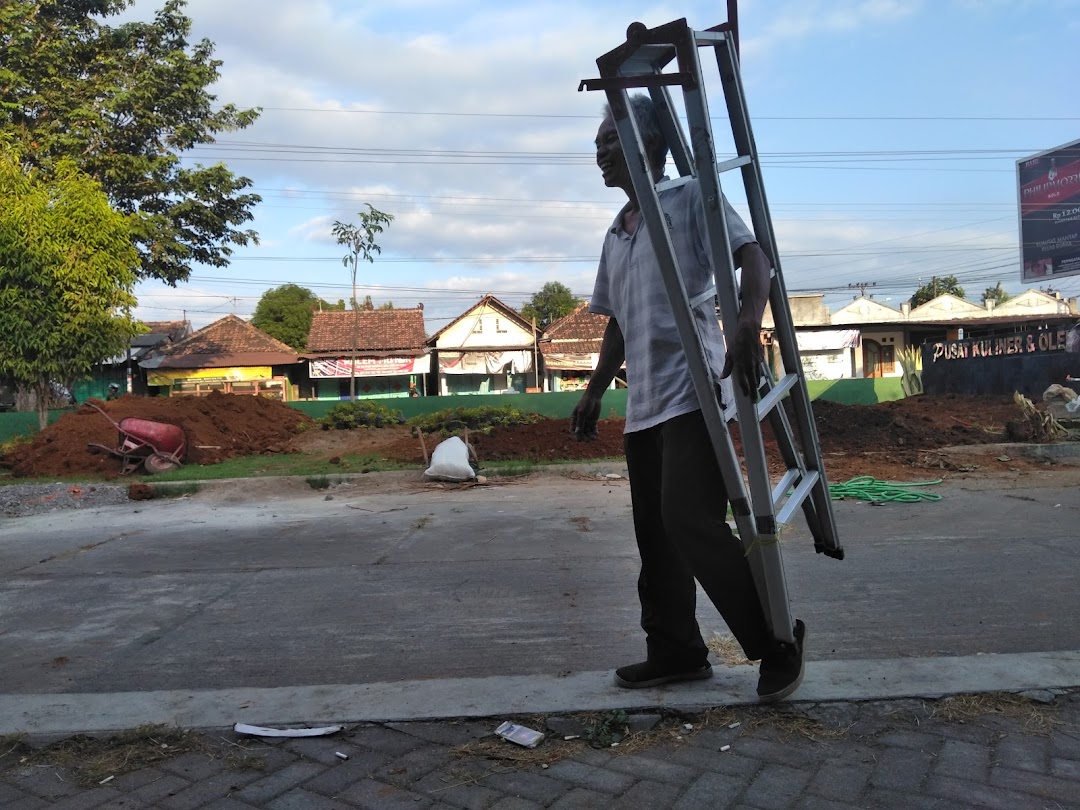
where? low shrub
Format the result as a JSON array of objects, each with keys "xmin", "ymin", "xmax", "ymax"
[
  {"xmin": 408, "ymin": 405, "xmax": 543, "ymax": 436},
  {"xmin": 0, "ymin": 434, "xmax": 32, "ymax": 459},
  {"xmin": 318, "ymin": 400, "xmax": 405, "ymax": 430}
]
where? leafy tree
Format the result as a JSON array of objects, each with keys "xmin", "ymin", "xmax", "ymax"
[
  {"xmin": 332, "ymin": 204, "xmax": 394, "ymax": 399},
  {"xmin": 520, "ymin": 281, "xmax": 582, "ymax": 329},
  {"xmin": 982, "ymin": 281, "xmax": 1011, "ymax": 306},
  {"xmin": 910, "ymin": 275, "xmax": 965, "ymax": 307},
  {"xmin": 0, "ymin": 0, "xmax": 261, "ymax": 285},
  {"xmin": 0, "ymin": 151, "xmax": 140, "ymax": 428},
  {"xmin": 251, "ymin": 284, "xmax": 342, "ymax": 351},
  {"xmin": 357, "ymin": 294, "xmax": 394, "ymax": 311}
]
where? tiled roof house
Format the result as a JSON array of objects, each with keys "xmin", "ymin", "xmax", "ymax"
[
  {"xmin": 138, "ymin": 315, "xmax": 300, "ymax": 399},
  {"xmin": 147, "ymin": 314, "xmax": 298, "ymax": 369},
  {"xmin": 305, "ymin": 308, "xmax": 428, "ymax": 356},
  {"xmin": 539, "ymin": 302, "xmax": 609, "ymax": 368},
  {"xmin": 538, "ymin": 302, "xmax": 622, "ymax": 392},
  {"xmin": 301, "ymin": 306, "xmax": 429, "ymax": 381},
  {"xmin": 427, "ymin": 294, "xmax": 539, "ymax": 395}
]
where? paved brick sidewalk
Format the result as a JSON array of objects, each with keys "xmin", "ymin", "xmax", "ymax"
[{"xmin": 2, "ymin": 690, "xmax": 1078, "ymax": 809}]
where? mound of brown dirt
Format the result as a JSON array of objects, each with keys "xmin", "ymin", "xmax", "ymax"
[
  {"xmin": 1, "ymin": 392, "xmax": 1033, "ymax": 482},
  {"xmin": 127, "ymin": 483, "xmax": 154, "ymax": 501},
  {"xmin": 810, "ymin": 393, "xmax": 1014, "ymax": 453},
  {"xmin": 4, "ymin": 393, "xmax": 313, "ymax": 479},
  {"xmin": 379, "ymin": 419, "xmax": 627, "ymax": 466},
  {"xmin": 379, "ymin": 394, "xmax": 1027, "ymax": 480}
]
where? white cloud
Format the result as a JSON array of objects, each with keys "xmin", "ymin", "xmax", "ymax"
[
  {"xmin": 741, "ymin": 0, "xmax": 920, "ymax": 57},
  {"xmin": 114, "ymin": 0, "xmax": 1034, "ymax": 329}
]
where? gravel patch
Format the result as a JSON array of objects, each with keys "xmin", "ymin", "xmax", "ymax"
[{"xmin": 0, "ymin": 482, "xmax": 131, "ymax": 518}]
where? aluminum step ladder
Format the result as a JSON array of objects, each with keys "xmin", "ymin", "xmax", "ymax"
[{"xmin": 579, "ymin": 16, "xmax": 844, "ymax": 645}]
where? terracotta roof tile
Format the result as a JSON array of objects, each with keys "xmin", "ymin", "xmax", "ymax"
[
  {"xmin": 157, "ymin": 314, "xmax": 297, "ymax": 358},
  {"xmin": 141, "ymin": 320, "xmax": 188, "ymax": 334},
  {"xmin": 137, "ymin": 320, "xmax": 190, "ymax": 343},
  {"xmin": 541, "ymin": 338, "xmax": 604, "ymax": 357},
  {"xmin": 542, "ymin": 302, "xmax": 609, "ymax": 343},
  {"xmin": 307, "ymin": 308, "xmax": 427, "ymax": 353}
]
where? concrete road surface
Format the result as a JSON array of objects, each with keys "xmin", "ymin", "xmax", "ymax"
[{"xmin": 2, "ymin": 468, "xmax": 1079, "ymax": 698}]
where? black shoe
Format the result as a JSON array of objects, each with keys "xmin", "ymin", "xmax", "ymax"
[
  {"xmin": 757, "ymin": 620, "xmax": 806, "ymax": 703},
  {"xmin": 614, "ymin": 659, "xmax": 713, "ymax": 689}
]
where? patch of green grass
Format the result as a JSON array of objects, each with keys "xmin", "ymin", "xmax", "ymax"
[
  {"xmin": 583, "ymin": 710, "xmax": 630, "ymax": 748},
  {"xmin": 306, "ymin": 475, "xmax": 331, "ymax": 490},
  {"xmin": 0, "ymin": 452, "xmax": 414, "ymax": 486},
  {"xmin": 480, "ymin": 460, "xmax": 537, "ymax": 477}
]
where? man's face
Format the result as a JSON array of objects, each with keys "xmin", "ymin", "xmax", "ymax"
[{"xmin": 595, "ymin": 117, "xmax": 629, "ymax": 190}]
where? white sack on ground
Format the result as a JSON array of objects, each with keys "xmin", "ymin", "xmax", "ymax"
[{"xmin": 424, "ymin": 436, "xmax": 475, "ymax": 481}]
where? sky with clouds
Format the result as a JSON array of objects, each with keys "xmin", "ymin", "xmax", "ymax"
[{"xmin": 124, "ymin": 0, "xmax": 1080, "ymax": 331}]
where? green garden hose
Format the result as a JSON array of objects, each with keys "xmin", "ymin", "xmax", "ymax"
[{"xmin": 828, "ymin": 475, "xmax": 944, "ymax": 503}]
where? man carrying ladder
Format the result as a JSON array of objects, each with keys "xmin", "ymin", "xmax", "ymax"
[
  {"xmin": 571, "ymin": 93, "xmax": 805, "ymax": 703},
  {"xmin": 573, "ymin": 11, "xmax": 844, "ymax": 702}
]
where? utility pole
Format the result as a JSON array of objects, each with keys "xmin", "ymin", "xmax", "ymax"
[
  {"xmin": 532, "ymin": 316, "xmax": 539, "ymax": 392},
  {"xmin": 847, "ymin": 281, "xmax": 877, "ymax": 299}
]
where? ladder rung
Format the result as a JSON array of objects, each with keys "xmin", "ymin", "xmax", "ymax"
[
  {"xmin": 775, "ymin": 470, "xmax": 820, "ymax": 526},
  {"xmin": 771, "ymin": 469, "xmax": 800, "ymax": 511},
  {"xmin": 755, "ymin": 373, "xmax": 797, "ymax": 421},
  {"xmin": 695, "ymin": 32, "xmax": 729, "ymax": 45},
  {"xmin": 622, "ymin": 44, "xmax": 677, "ymax": 75},
  {"xmin": 717, "ymin": 155, "xmax": 753, "ymax": 173},
  {"xmin": 656, "ymin": 176, "xmax": 693, "ymax": 193}
]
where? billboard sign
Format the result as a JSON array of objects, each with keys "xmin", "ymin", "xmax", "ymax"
[{"xmin": 1018, "ymin": 138, "xmax": 1080, "ymax": 283}]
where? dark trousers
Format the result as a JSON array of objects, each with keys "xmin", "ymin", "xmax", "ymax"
[{"xmin": 623, "ymin": 408, "xmax": 773, "ymax": 664}]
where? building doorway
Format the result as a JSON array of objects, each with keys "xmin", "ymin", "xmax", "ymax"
[{"xmin": 863, "ymin": 339, "xmax": 895, "ymax": 378}]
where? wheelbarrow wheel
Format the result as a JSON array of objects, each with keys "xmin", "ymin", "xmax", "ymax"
[{"xmin": 144, "ymin": 453, "xmax": 181, "ymax": 474}]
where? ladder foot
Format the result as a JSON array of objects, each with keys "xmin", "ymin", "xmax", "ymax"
[{"xmin": 815, "ymin": 544, "xmax": 845, "ymax": 561}]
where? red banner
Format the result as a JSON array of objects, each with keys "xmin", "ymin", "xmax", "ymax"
[{"xmin": 1020, "ymin": 157, "xmax": 1080, "ymax": 214}]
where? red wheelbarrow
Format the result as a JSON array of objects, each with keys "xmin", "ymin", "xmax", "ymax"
[{"xmin": 86, "ymin": 401, "xmax": 187, "ymax": 474}]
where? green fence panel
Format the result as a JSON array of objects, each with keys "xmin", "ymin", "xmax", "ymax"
[
  {"xmin": 0, "ymin": 380, "xmax": 904, "ymax": 447},
  {"xmin": 0, "ymin": 410, "xmax": 69, "ymax": 445},
  {"xmin": 291, "ymin": 390, "xmax": 631, "ymax": 422},
  {"xmin": 291, "ymin": 380, "xmax": 902, "ymax": 421}
]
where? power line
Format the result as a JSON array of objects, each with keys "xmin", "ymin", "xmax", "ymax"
[
  {"xmin": 181, "ymin": 153, "xmax": 1019, "ymax": 172},
  {"xmin": 241, "ymin": 106, "xmax": 1080, "ymax": 122},
  {"xmin": 248, "ymin": 186, "xmax": 1020, "ymax": 208},
  {"xmin": 203, "ymin": 141, "xmax": 1047, "ymax": 158},
  {"xmin": 219, "ymin": 246, "xmax": 1017, "ymax": 263}
]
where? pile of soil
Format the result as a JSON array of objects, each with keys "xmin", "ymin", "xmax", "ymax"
[
  {"xmin": 3, "ymin": 393, "xmax": 312, "ymax": 479},
  {"xmin": 376, "ymin": 393, "xmax": 1026, "ymax": 477},
  {"xmin": 1, "ymin": 392, "xmax": 1037, "ymax": 482},
  {"xmin": 811, "ymin": 393, "xmax": 1014, "ymax": 453},
  {"xmin": 377, "ymin": 419, "xmax": 628, "ymax": 466}
]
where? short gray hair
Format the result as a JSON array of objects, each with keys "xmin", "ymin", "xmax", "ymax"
[{"xmin": 602, "ymin": 94, "xmax": 669, "ymax": 172}]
